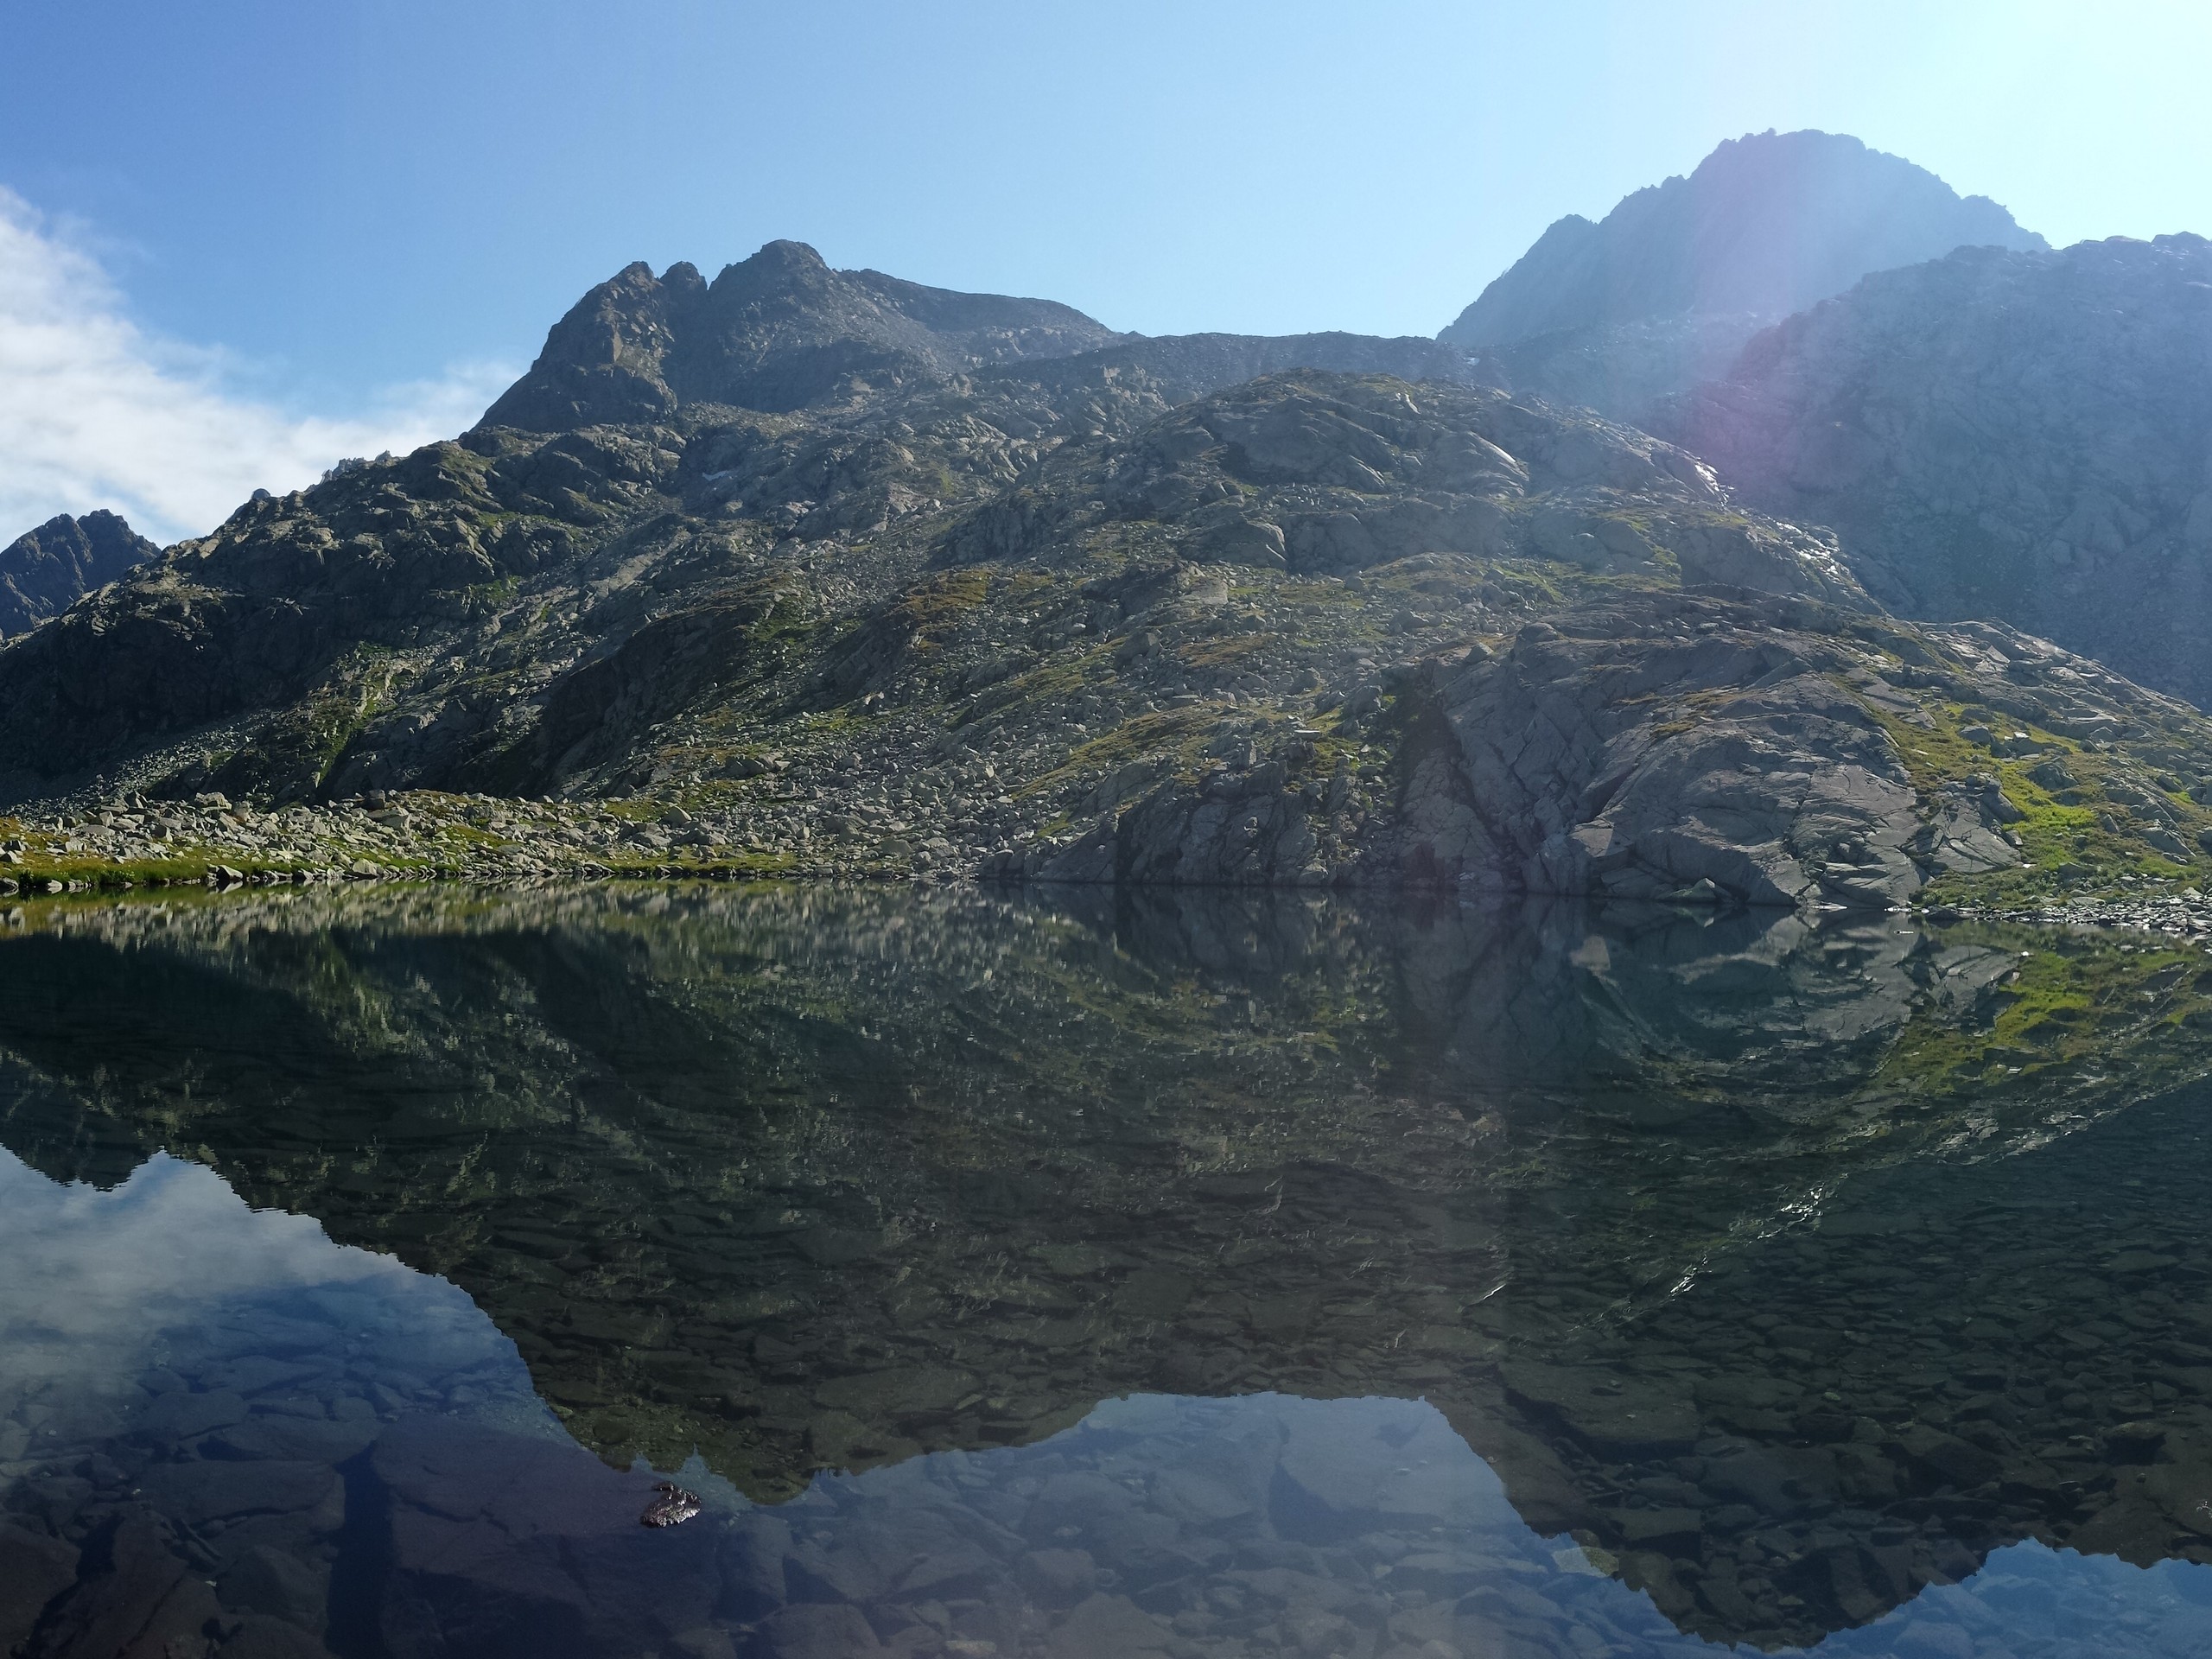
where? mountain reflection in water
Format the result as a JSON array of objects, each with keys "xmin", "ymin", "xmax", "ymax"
[{"xmin": 1, "ymin": 885, "xmax": 2211, "ymax": 1656}]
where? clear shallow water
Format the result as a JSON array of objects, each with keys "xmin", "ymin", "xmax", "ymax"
[{"xmin": 2, "ymin": 885, "xmax": 2211, "ymax": 1656}]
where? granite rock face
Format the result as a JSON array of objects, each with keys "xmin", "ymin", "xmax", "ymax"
[
  {"xmin": 1044, "ymin": 586, "xmax": 2212, "ymax": 908},
  {"xmin": 0, "ymin": 510, "xmax": 158, "ymax": 636},
  {"xmin": 1398, "ymin": 601, "xmax": 1925, "ymax": 905},
  {"xmin": 1442, "ymin": 130, "xmax": 2044, "ymax": 422},
  {"xmin": 1662, "ymin": 232, "xmax": 2212, "ymax": 711}
]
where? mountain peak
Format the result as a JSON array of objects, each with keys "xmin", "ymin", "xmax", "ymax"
[
  {"xmin": 1442, "ymin": 129, "xmax": 2045, "ymax": 348},
  {"xmin": 734, "ymin": 238, "xmax": 829, "ymax": 275},
  {"xmin": 0, "ymin": 509, "xmax": 158, "ymax": 637},
  {"xmin": 661, "ymin": 259, "xmax": 708, "ymax": 296},
  {"xmin": 480, "ymin": 241, "xmax": 1125, "ymax": 430}
]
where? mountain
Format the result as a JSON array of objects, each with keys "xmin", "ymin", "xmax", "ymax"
[
  {"xmin": 483, "ymin": 239, "xmax": 1469, "ymax": 430},
  {"xmin": 1662, "ymin": 232, "xmax": 2212, "ymax": 709},
  {"xmin": 0, "ymin": 509, "xmax": 158, "ymax": 637},
  {"xmin": 481, "ymin": 240, "xmax": 1127, "ymax": 427},
  {"xmin": 0, "ymin": 246, "xmax": 2205, "ymax": 918},
  {"xmin": 1440, "ymin": 130, "xmax": 2045, "ymax": 421}
]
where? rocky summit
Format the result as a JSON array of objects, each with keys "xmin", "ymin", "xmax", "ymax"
[
  {"xmin": 1441, "ymin": 130, "xmax": 2044, "ymax": 423},
  {"xmin": 482, "ymin": 238, "xmax": 1467, "ymax": 431},
  {"xmin": 0, "ymin": 509, "xmax": 156, "ymax": 638}
]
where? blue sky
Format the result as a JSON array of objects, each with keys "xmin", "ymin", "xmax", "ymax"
[{"xmin": 3, "ymin": 0, "xmax": 2209, "ymax": 540}]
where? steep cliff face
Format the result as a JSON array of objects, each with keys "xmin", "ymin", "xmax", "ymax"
[
  {"xmin": 0, "ymin": 510, "xmax": 158, "ymax": 636},
  {"xmin": 1440, "ymin": 130, "xmax": 2044, "ymax": 421},
  {"xmin": 1662, "ymin": 233, "xmax": 2212, "ymax": 710}
]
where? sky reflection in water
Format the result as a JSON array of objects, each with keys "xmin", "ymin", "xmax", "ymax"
[{"xmin": 1, "ymin": 1145, "xmax": 2208, "ymax": 1659}]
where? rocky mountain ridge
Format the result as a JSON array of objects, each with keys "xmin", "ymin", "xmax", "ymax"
[
  {"xmin": 485, "ymin": 238, "xmax": 1468, "ymax": 434},
  {"xmin": 0, "ymin": 511, "xmax": 156, "ymax": 639},
  {"xmin": 0, "ymin": 213, "xmax": 2209, "ymax": 918},
  {"xmin": 1442, "ymin": 130, "xmax": 2044, "ymax": 423},
  {"xmin": 0, "ymin": 344, "xmax": 2207, "ymax": 916}
]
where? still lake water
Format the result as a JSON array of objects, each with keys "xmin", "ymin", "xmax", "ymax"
[{"xmin": 2, "ymin": 885, "xmax": 2210, "ymax": 1658}]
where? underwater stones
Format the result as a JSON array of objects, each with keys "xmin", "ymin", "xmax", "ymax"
[
  {"xmin": 1272, "ymin": 1395, "xmax": 1471, "ymax": 1530},
  {"xmin": 33, "ymin": 1516, "xmax": 227, "ymax": 1659},
  {"xmin": 16, "ymin": 886, "xmax": 2212, "ymax": 1648},
  {"xmin": 0, "ymin": 1522, "xmax": 79, "ymax": 1651},
  {"xmin": 1891, "ymin": 1426, "xmax": 2005, "ymax": 1491},
  {"xmin": 139, "ymin": 1387, "xmax": 249, "ymax": 1440},
  {"xmin": 140, "ymin": 1459, "xmax": 338, "ymax": 1529},
  {"xmin": 368, "ymin": 1415, "xmax": 728, "ymax": 1649},
  {"xmin": 1500, "ymin": 1361, "xmax": 1699, "ymax": 1458},
  {"xmin": 215, "ymin": 1543, "xmax": 333, "ymax": 1631},
  {"xmin": 753, "ymin": 1603, "xmax": 887, "ymax": 1657},
  {"xmin": 1020, "ymin": 1547, "xmax": 1099, "ymax": 1605}
]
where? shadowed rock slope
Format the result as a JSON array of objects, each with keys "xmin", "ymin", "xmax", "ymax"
[
  {"xmin": 0, "ymin": 510, "xmax": 157, "ymax": 637},
  {"xmin": 1442, "ymin": 130, "xmax": 2044, "ymax": 423},
  {"xmin": 1662, "ymin": 232, "xmax": 2212, "ymax": 714}
]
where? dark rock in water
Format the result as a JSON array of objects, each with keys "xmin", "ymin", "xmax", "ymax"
[
  {"xmin": 639, "ymin": 1481, "xmax": 702, "ymax": 1528},
  {"xmin": 1661, "ymin": 232, "xmax": 2212, "ymax": 711},
  {"xmin": 1441, "ymin": 129, "xmax": 2044, "ymax": 421},
  {"xmin": 0, "ymin": 508, "xmax": 158, "ymax": 635}
]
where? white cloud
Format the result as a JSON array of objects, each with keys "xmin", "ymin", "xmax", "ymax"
[
  {"xmin": 0, "ymin": 1148, "xmax": 428, "ymax": 1394},
  {"xmin": 0, "ymin": 188, "xmax": 518, "ymax": 546}
]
